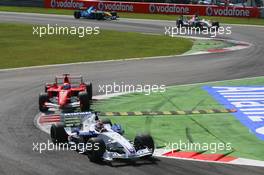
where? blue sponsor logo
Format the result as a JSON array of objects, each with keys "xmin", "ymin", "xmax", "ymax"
[{"xmin": 204, "ymin": 86, "xmax": 264, "ymax": 140}]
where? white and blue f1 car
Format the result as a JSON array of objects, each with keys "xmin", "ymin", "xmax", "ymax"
[
  {"xmin": 176, "ymin": 15, "xmax": 220, "ymax": 30},
  {"xmin": 50, "ymin": 112, "xmax": 154, "ymax": 162},
  {"xmin": 74, "ymin": 6, "xmax": 119, "ymax": 20}
]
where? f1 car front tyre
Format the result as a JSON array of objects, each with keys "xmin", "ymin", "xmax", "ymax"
[
  {"xmin": 50, "ymin": 123, "xmax": 68, "ymax": 144},
  {"xmin": 79, "ymin": 91, "xmax": 90, "ymax": 111},
  {"xmin": 87, "ymin": 137, "xmax": 106, "ymax": 162},
  {"xmin": 86, "ymin": 82, "xmax": 93, "ymax": 100},
  {"xmin": 74, "ymin": 11, "xmax": 81, "ymax": 19},
  {"xmin": 134, "ymin": 134, "xmax": 155, "ymax": 154},
  {"xmin": 39, "ymin": 93, "xmax": 49, "ymax": 112}
]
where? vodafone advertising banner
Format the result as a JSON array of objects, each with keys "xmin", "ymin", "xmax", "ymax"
[{"xmin": 44, "ymin": 0, "xmax": 260, "ymax": 18}]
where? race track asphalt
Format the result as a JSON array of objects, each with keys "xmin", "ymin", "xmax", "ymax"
[{"xmin": 0, "ymin": 12, "xmax": 264, "ymax": 175}]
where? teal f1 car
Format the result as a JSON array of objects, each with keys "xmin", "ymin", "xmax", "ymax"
[{"xmin": 74, "ymin": 6, "xmax": 119, "ymax": 20}]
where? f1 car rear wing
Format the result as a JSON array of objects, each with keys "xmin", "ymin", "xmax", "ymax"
[{"xmin": 55, "ymin": 74, "xmax": 84, "ymax": 85}]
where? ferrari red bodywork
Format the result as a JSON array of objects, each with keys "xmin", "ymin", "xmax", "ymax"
[{"xmin": 39, "ymin": 74, "xmax": 92, "ymax": 112}]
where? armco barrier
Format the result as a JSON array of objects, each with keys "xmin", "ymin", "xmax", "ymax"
[{"xmin": 44, "ymin": 0, "xmax": 261, "ymax": 18}]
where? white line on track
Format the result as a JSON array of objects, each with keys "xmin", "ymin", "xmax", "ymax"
[
  {"xmin": 224, "ymin": 95, "xmax": 264, "ymax": 98},
  {"xmin": 228, "ymin": 98, "xmax": 264, "ymax": 101},
  {"xmin": 244, "ymin": 112, "xmax": 264, "ymax": 115},
  {"xmin": 221, "ymin": 92, "xmax": 264, "ymax": 95},
  {"xmin": 240, "ymin": 108, "xmax": 264, "ymax": 111}
]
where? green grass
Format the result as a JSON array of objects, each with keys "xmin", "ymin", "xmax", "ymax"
[
  {"xmin": 0, "ymin": 23, "xmax": 192, "ymax": 69},
  {"xmin": 94, "ymin": 76, "xmax": 264, "ymax": 160},
  {"xmin": 1, "ymin": 6, "xmax": 264, "ymax": 25}
]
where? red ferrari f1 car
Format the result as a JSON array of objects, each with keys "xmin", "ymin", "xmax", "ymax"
[{"xmin": 39, "ymin": 74, "xmax": 92, "ymax": 112}]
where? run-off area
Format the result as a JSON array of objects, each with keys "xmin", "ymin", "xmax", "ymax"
[{"xmin": 205, "ymin": 86, "xmax": 264, "ymax": 140}]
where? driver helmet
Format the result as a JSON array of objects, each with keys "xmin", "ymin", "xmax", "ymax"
[
  {"xmin": 63, "ymin": 83, "xmax": 71, "ymax": 90},
  {"xmin": 195, "ymin": 14, "xmax": 199, "ymax": 20},
  {"xmin": 95, "ymin": 120, "xmax": 106, "ymax": 132}
]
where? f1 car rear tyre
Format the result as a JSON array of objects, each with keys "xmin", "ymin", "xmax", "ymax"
[
  {"xmin": 96, "ymin": 12, "xmax": 104, "ymax": 20},
  {"xmin": 212, "ymin": 22, "xmax": 220, "ymax": 30},
  {"xmin": 87, "ymin": 137, "xmax": 106, "ymax": 162},
  {"xmin": 39, "ymin": 93, "xmax": 49, "ymax": 112},
  {"xmin": 176, "ymin": 20, "xmax": 183, "ymax": 28},
  {"xmin": 110, "ymin": 11, "xmax": 117, "ymax": 17},
  {"xmin": 50, "ymin": 123, "xmax": 68, "ymax": 144},
  {"xmin": 86, "ymin": 82, "xmax": 93, "ymax": 100},
  {"xmin": 101, "ymin": 118, "xmax": 112, "ymax": 126},
  {"xmin": 74, "ymin": 11, "xmax": 81, "ymax": 19},
  {"xmin": 195, "ymin": 23, "xmax": 202, "ymax": 30},
  {"xmin": 79, "ymin": 91, "xmax": 90, "ymax": 111},
  {"xmin": 134, "ymin": 134, "xmax": 155, "ymax": 154}
]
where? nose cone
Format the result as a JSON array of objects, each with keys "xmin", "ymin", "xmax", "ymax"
[{"xmin": 58, "ymin": 90, "xmax": 69, "ymax": 107}]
